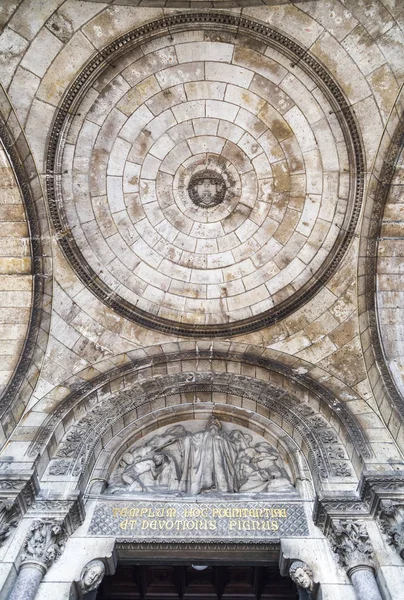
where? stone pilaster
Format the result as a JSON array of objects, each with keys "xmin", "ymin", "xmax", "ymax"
[{"xmin": 328, "ymin": 520, "xmax": 382, "ymax": 600}]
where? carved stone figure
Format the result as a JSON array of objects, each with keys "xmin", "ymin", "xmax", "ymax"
[
  {"xmin": 79, "ymin": 559, "xmax": 105, "ymax": 594},
  {"xmin": 328, "ymin": 520, "xmax": 374, "ymax": 570},
  {"xmin": 108, "ymin": 417, "xmax": 293, "ymax": 496},
  {"xmin": 289, "ymin": 561, "xmax": 314, "ymax": 593}
]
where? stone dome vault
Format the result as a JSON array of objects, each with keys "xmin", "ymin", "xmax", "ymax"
[{"xmin": 47, "ymin": 12, "xmax": 364, "ymax": 337}]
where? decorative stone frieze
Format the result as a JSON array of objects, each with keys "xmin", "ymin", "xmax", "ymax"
[{"xmin": 28, "ymin": 350, "xmax": 371, "ymax": 465}]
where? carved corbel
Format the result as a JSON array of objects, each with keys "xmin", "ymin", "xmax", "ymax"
[
  {"xmin": 0, "ymin": 500, "xmax": 19, "ymax": 546},
  {"xmin": 79, "ymin": 559, "xmax": 106, "ymax": 598},
  {"xmin": 289, "ymin": 560, "xmax": 318, "ymax": 599},
  {"xmin": 377, "ymin": 500, "xmax": 404, "ymax": 560}
]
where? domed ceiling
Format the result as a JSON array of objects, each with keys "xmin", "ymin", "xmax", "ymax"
[{"xmin": 48, "ymin": 14, "xmax": 363, "ymax": 337}]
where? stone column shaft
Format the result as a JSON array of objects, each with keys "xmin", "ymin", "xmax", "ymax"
[
  {"xmin": 8, "ymin": 562, "xmax": 45, "ymax": 600},
  {"xmin": 348, "ymin": 566, "xmax": 383, "ymax": 600}
]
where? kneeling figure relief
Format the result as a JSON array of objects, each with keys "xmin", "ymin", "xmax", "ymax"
[{"xmin": 108, "ymin": 417, "xmax": 293, "ymax": 496}]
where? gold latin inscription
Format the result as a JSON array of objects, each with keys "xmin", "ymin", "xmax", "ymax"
[{"xmin": 112, "ymin": 505, "xmax": 289, "ymax": 534}]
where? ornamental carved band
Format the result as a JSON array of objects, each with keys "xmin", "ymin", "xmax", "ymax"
[{"xmin": 328, "ymin": 520, "xmax": 374, "ymax": 571}]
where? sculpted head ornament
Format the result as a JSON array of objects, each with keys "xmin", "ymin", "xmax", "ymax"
[
  {"xmin": 80, "ymin": 559, "xmax": 105, "ymax": 593},
  {"xmin": 289, "ymin": 561, "xmax": 314, "ymax": 592}
]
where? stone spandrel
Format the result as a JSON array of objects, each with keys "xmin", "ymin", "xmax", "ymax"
[{"xmin": 88, "ymin": 500, "xmax": 309, "ymax": 541}]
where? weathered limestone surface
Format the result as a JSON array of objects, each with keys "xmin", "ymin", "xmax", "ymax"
[{"xmin": 0, "ymin": 2, "xmax": 403, "ymax": 600}]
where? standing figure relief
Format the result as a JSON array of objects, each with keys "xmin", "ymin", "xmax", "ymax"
[{"xmin": 108, "ymin": 417, "xmax": 293, "ymax": 496}]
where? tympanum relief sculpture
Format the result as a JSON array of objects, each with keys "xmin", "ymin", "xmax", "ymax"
[{"xmin": 108, "ymin": 417, "xmax": 293, "ymax": 496}]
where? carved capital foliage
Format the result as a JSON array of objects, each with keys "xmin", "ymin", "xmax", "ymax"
[
  {"xmin": 377, "ymin": 500, "xmax": 404, "ymax": 560},
  {"xmin": 21, "ymin": 519, "xmax": 67, "ymax": 569},
  {"xmin": 327, "ymin": 520, "xmax": 374, "ymax": 571}
]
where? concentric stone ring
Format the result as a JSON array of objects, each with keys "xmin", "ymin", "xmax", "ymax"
[{"xmin": 46, "ymin": 13, "xmax": 363, "ymax": 337}]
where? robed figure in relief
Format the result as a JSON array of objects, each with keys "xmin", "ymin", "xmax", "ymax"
[{"xmin": 108, "ymin": 416, "xmax": 293, "ymax": 495}]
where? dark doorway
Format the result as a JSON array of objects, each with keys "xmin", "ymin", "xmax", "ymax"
[{"xmin": 97, "ymin": 564, "xmax": 298, "ymax": 599}]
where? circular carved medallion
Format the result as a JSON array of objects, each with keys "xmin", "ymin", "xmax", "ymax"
[{"xmin": 188, "ymin": 169, "xmax": 227, "ymax": 208}]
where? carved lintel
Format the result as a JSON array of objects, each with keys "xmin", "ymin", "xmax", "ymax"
[
  {"xmin": 377, "ymin": 500, "xmax": 404, "ymax": 560},
  {"xmin": 327, "ymin": 520, "xmax": 375, "ymax": 571},
  {"xmin": 21, "ymin": 519, "xmax": 67, "ymax": 570}
]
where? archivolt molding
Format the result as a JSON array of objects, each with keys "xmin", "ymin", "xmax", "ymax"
[
  {"xmin": 0, "ymin": 87, "xmax": 52, "ymax": 438},
  {"xmin": 47, "ymin": 374, "xmax": 355, "ymax": 486},
  {"xmin": 28, "ymin": 349, "xmax": 371, "ymax": 466},
  {"xmin": 46, "ymin": 11, "xmax": 365, "ymax": 338},
  {"xmin": 358, "ymin": 87, "xmax": 404, "ymax": 422}
]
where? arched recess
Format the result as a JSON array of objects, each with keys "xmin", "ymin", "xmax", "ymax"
[
  {"xmin": 0, "ymin": 86, "xmax": 52, "ymax": 443},
  {"xmin": 24, "ymin": 350, "xmax": 376, "ymax": 497},
  {"xmin": 358, "ymin": 85, "xmax": 404, "ymax": 448}
]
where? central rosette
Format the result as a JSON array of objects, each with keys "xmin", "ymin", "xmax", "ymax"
[{"xmin": 188, "ymin": 169, "xmax": 227, "ymax": 208}]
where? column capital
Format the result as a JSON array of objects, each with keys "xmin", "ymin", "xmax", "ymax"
[
  {"xmin": 20, "ymin": 519, "xmax": 67, "ymax": 572},
  {"xmin": 327, "ymin": 519, "xmax": 375, "ymax": 571}
]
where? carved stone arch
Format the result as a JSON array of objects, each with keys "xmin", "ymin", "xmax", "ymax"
[
  {"xmin": 0, "ymin": 87, "xmax": 52, "ymax": 441},
  {"xmin": 28, "ymin": 348, "xmax": 372, "ymax": 471},
  {"xmin": 358, "ymin": 86, "xmax": 404, "ymax": 446},
  {"xmin": 40, "ymin": 370, "xmax": 363, "ymax": 494}
]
